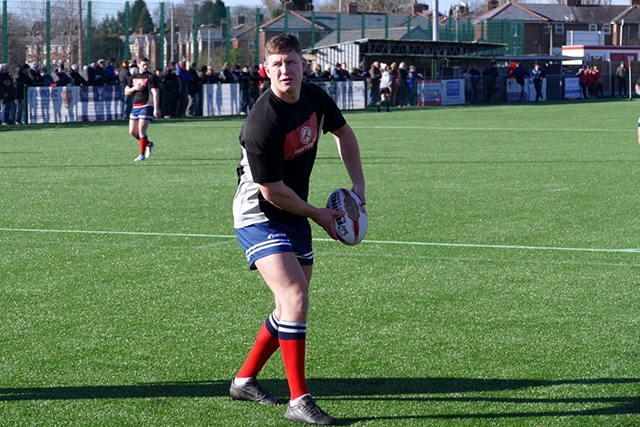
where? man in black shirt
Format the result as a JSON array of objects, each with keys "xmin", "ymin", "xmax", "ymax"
[
  {"xmin": 230, "ymin": 34, "xmax": 365, "ymax": 426},
  {"xmin": 124, "ymin": 57, "xmax": 159, "ymax": 162}
]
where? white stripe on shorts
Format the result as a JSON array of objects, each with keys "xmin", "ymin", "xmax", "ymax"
[{"xmin": 245, "ymin": 238, "xmax": 292, "ymax": 261}]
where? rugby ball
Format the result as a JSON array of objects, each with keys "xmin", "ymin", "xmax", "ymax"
[{"xmin": 326, "ymin": 188, "xmax": 368, "ymax": 245}]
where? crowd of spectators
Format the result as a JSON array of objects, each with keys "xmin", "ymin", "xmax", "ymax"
[
  {"xmin": 305, "ymin": 60, "xmax": 423, "ymax": 109},
  {"xmin": 0, "ymin": 57, "xmax": 427, "ymax": 124}
]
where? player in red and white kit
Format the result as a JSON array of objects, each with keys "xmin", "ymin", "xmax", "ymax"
[
  {"xmin": 230, "ymin": 34, "xmax": 365, "ymax": 426},
  {"xmin": 125, "ymin": 57, "xmax": 159, "ymax": 162}
]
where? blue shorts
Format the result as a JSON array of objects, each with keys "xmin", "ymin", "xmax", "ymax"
[
  {"xmin": 130, "ymin": 105, "xmax": 154, "ymax": 121},
  {"xmin": 236, "ymin": 221, "xmax": 313, "ymax": 270}
]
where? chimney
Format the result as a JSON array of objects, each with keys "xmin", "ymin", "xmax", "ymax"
[
  {"xmin": 348, "ymin": 3, "xmax": 358, "ymax": 14},
  {"xmin": 238, "ymin": 14, "xmax": 245, "ymax": 25},
  {"xmin": 487, "ymin": 0, "xmax": 499, "ymax": 10},
  {"xmin": 566, "ymin": 0, "xmax": 577, "ymax": 6},
  {"xmin": 413, "ymin": 2, "xmax": 428, "ymax": 14},
  {"xmin": 284, "ymin": 1, "xmax": 296, "ymax": 10},
  {"xmin": 633, "ymin": 0, "xmax": 640, "ymax": 5},
  {"xmin": 220, "ymin": 18, "xmax": 226, "ymax": 36}
]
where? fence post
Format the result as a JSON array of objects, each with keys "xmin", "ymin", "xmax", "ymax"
[
  {"xmin": 87, "ymin": 1, "xmax": 92, "ymax": 65},
  {"xmin": 46, "ymin": 1, "xmax": 50, "ymax": 71},
  {"xmin": 193, "ymin": 4, "xmax": 198, "ymax": 64},
  {"xmin": 255, "ymin": 8, "xmax": 261, "ymax": 66},
  {"xmin": 125, "ymin": 2, "xmax": 130, "ymax": 61},
  {"xmin": 2, "ymin": 0, "xmax": 7, "ymax": 63},
  {"xmin": 160, "ymin": 3, "xmax": 165, "ymax": 69}
]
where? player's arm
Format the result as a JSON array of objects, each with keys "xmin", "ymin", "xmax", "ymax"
[
  {"xmin": 635, "ymin": 82, "xmax": 640, "ymax": 96},
  {"xmin": 258, "ymin": 181, "xmax": 343, "ymax": 240},
  {"xmin": 151, "ymin": 87, "xmax": 160, "ymax": 117},
  {"xmin": 331, "ymin": 123, "xmax": 366, "ymax": 204},
  {"xmin": 124, "ymin": 83, "xmax": 136, "ymax": 96}
]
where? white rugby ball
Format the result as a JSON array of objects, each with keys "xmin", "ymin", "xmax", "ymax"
[{"xmin": 326, "ymin": 188, "xmax": 368, "ymax": 245}]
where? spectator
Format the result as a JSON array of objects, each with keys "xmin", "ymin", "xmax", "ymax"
[
  {"xmin": 187, "ymin": 61, "xmax": 200, "ymax": 116},
  {"xmin": 238, "ymin": 65, "xmax": 251, "ymax": 114},
  {"xmin": 349, "ymin": 67, "xmax": 360, "ymax": 81},
  {"xmin": 513, "ymin": 62, "xmax": 529, "ymax": 102},
  {"xmin": 82, "ymin": 60, "xmax": 99, "ymax": 85},
  {"xmin": 378, "ymin": 63, "xmax": 392, "ymax": 112},
  {"xmin": 119, "ymin": 60, "xmax": 133, "ymax": 119},
  {"xmin": 197, "ymin": 65, "xmax": 209, "ymax": 83},
  {"xmin": 13, "ymin": 64, "xmax": 31, "ymax": 124},
  {"xmin": 129, "ymin": 59, "xmax": 139, "ymax": 76},
  {"xmin": 40, "ymin": 67, "xmax": 54, "ymax": 86},
  {"xmin": 95, "ymin": 59, "xmax": 109, "ymax": 85},
  {"xmin": 175, "ymin": 60, "xmax": 191, "ymax": 116},
  {"xmin": 389, "ymin": 62, "xmax": 398, "ymax": 105},
  {"xmin": 468, "ymin": 63, "xmax": 481, "ymax": 103},
  {"xmin": 28, "ymin": 62, "xmax": 44, "ymax": 86},
  {"xmin": 0, "ymin": 63, "xmax": 16, "ymax": 125},
  {"xmin": 220, "ymin": 62, "xmax": 235, "ymax": 83},
  {"xmin": 407, "ymin": 65, "xmax": 421, "ymax": 106},
  {"xmin": 576, "ymin": 66, "xmax": 589, "ymax": 99},
  {"xmin": 105, "ymin": 58, "xmax": 117, "ymax": 84},
  {"xmin": 593, "ymin": 65, "xmax": 604, "ymax": 98},
  {"xmin": 397, "ymin": 62, "xmax": 408, "ymax": 107},
  {"xmin": 249, "ymin": 64, "xmax": 261, "ymax": 108},
  {"xmin": 162, "ymin": 61, "xmax": 180, "ymax": 118},
  {"xmin": 368, "ymin": 61, "xmax": 381, "ymax": 107},
  {"xmin": 68, "ymin": 64, "xmax": 87, "ymax": 86},
  {"xmin": 531, "ymin": 63, "xmax": 546, "ymax": 103},
  {"xmin": 616, "ymin": 61, "xmax": 628, "ymax": 98},
  {"xmin": 51, "ymin": 63, "xmax": 71, "ymax": 86},
  {"xmin": 332, "ymin": 63, "xmax": 347, "ymax": 81},
  {"xmin": 483, "ymin": 62, "xmax": 499, "ymax": 103}
]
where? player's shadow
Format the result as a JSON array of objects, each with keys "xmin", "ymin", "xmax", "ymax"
[{"xmin": 1, "ymin": 377, "xmax": 638, "ymax": 422}]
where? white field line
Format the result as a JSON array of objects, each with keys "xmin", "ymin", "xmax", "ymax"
[
  {"xmin": 352, "ymin": 126, "xmax": 632, "ymax": 132},
  {"xmin": 1, "ymin": 227, "xmax": 639, "ymax": 254}
]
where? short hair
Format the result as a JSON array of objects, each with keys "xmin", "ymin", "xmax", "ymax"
[
  {"xmin": 139, "ymin": 57, "xmax": 149, "ymax": 63},
  {"xmin": 265, "ymin": 33, "xmax": 301, "ymax": 58}
]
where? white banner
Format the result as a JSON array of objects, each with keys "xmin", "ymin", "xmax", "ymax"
[
  {"xmin": 441, "ymin": 79, "xmax": 466, "ymax": 105},
  {"xmin": 202, "ymin": 83, "xmax": 241, "ymax": 116},
  {"xmin": 28, "ymin": 86, "xmax": 123, "ymax": 124}
]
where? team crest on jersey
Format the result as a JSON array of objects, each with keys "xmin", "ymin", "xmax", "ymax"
[
  {"xmin": 300, "ymin": 126, "xmax": 313, "ymax": 144},
  {"xmin": 283, "ymin": 112, "xmax": 318, "ymax": 160}
]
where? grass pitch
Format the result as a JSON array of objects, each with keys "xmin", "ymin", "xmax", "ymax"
[{"xmin": 1, "ymin": 100, "xmax": 639, "ymax": 426}]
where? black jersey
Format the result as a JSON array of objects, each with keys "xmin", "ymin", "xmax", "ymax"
[
  {"xmin": 127, "ymin": 71, "xmax": 159, "ymax": 106},
  {"xmin": 233, "ymin": 82, "xmax": 347, "ymax": 228}
]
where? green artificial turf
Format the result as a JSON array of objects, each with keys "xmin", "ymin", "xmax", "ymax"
[{"xmin": 0, "ymin": 101, "xmax": 639, "ymax": 426}]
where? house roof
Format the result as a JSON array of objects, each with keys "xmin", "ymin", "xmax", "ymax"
[
  {"xmin": 314, "ymin": 25, "xmax": 433, "ymax": 45},
  {"xmin": 611, "ymin": 4, "xmax": 640, "ymax": 23},
  {"xmin": 261, "ymin": 10, "xmax": 439, "ymax": 32},
  {"xmin": 474, "ymin": 2, "xmax": 629, "ymax": 24}
]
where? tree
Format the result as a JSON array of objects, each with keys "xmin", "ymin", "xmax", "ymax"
[
  {"xmin": 115, "ymin": 0, "xmax": 155, "ymax": 34},
  {"xmin": 200, "ymin": 0, "xmax": 228, "ymax": 26}
]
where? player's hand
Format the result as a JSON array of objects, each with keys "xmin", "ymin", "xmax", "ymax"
[
  {"xmin": 312, "ymin": 207, "xmax": 344, "ymax": 241},
  {"xmin": 635, "ymin": 85, "xmax": 640, "ymax": 96},
  {"xmin": 351, "ymin": 184, "xmax": 366, "ymax": 205}
]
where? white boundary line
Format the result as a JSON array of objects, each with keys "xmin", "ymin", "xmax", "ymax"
[{"xmin": 1, "ymin": 227, "xmax": 639, "ymax": 254}]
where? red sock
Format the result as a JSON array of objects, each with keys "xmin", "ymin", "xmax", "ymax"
[
  {"xmin": 237, "ymin": 322, "xmax": 280, "ymax": 378},
  {"xmin": 139, "ymin": 134, "xmax": 149, "ymax": 154},
  {"xmin": 279, "ymin": 320, "xmax": 308, "ymax": 400}
]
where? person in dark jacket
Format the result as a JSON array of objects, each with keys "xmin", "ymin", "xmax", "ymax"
[
  {"xmin": 13, "ymin": 64, "xmax": 32, "ymax": 124},
  {"xmin": 69, "ymin": 64, "xmax": 87, "ymax": 86},
  {"xmin": 0, "ymin": 63, "xmax": 16, "ymax": 124},
  {"xmin": 119, "ymin": 60, "xmax": 133, "ymax": 118},
  {"xmin": 28, "ymin": 62, "xmax": 45, "ymax": 86}
]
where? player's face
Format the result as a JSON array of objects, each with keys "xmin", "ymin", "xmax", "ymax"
[
  {"xmin": 139, "ymin": 61, "xmax": 149, "ymax": 72},
  {"xmin": 265, "ymin": 50, "xmax": 305, "ymax": 103}
]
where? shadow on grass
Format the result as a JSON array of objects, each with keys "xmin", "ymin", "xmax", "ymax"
[{"xmin": 1, "ymin": 377, "xmax": 638, "ymax": 421}]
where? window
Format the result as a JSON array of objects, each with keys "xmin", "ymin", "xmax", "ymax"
[
  {"xmin": 589, "ymin": 23, "xmax": 597, "ymax": 32},
  {"xmin": 544, "ymin": 24, "xmax": 550, "ymax": 35},
  {"xmin": 603, "ymin": 23, "xmax": 611, "ymax": 35},
  {"xmin": 555, "ymin": 23, "xmax": 564, "ymax": 35}
]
